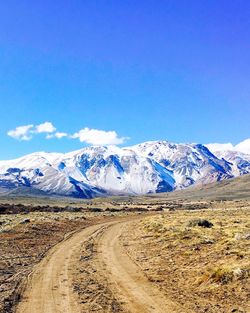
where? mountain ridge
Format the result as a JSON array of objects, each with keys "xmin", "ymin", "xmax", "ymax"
[{"xmin": 0, "ymin": 140, "xmax": 249, "ymax": 198}]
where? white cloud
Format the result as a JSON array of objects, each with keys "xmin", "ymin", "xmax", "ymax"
[
  {"xmin": 47, "ymin": 132, "xmax": 68, "ymax": 139},
  {"xmin": 8, "ymin": 121, "xmax": 56, "ymax": 141},
  {"xmin": 8, "ymin": 123, "xmax": 128, "ymax": 146},
  {"xmin": 54, "ymin": 132, "xmax": 68, "ymax": 139},
  {"xmin": 35, "ymin": 122, "xmax": 56, "ymax": 134},
  {"xmin": 7, "ymin": 124, "xmax": 34, "ymax": 141},
  {"xmin": 206, "ymin": 138, "xmax": 250, "ymax": 155},
  {"xmin": 72, "ymin": 127, "xmax": 127, "ymax": 145}
]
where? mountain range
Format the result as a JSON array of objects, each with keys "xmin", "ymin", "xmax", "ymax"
[{"xmin": 0, "ymin": 141, "xmax": 249, "ymax": 198}]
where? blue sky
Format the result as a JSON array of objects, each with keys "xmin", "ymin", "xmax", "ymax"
[{"xmin": 0, "ymin": 0, "xmax": 250, "ymax": 159}]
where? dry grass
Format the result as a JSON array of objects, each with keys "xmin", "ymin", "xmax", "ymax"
[
  {"xmin": 199, "ymin": 264, "xmax": 250, "ymax": 285},
  {"xmin": 122, "ymin": 205, "xmax": 250, "ymax": 312}
]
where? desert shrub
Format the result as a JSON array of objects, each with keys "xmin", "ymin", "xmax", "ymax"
[
  {"xmin": 188, "ymin": 219, "xmax": 213, "ymax": 228},
  {"xmin": 90, "ymin": 207, "xmax": 102, "ymax": 212},
  {"xmin": 199, "ymin": 265, "xmax": 250, "ymax": 285},
  {"xmin": 64, "ymin": 206, "xmax": 81, "ymax": 212}
]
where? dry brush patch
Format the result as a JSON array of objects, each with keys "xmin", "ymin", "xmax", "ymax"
[{"xmin": 121, "ymin": 207, "xmax": 250, "ymax": 313}]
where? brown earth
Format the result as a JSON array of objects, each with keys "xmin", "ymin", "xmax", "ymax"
[
  {"xmin": 16, "ymin": 217, "xmax": 187, "ymax": 313},
  {"xmin": 0, "ymin": 213, "xmax": 88, "ymax": 313},
  {"xmin": 1, "ymin": 201, "xmax": 249, "ymax": 313},
  {"xmin": 73, "ymin": 221, "xmax": 191, "ymax": 313},
  {"xmin": 0, "ymin": 210, "xmax": 140, "ymax": 313},
  {"xmin": 121, "ymin": 208, "xmax": 250, "ymax": 313}
]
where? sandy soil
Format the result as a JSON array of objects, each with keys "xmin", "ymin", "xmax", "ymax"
[
  {"xmin": 16, "ymin": 216, "xmax": 188, "ymax": 313},
  {"xmin": 94, "ymin": 221, "xmax": 190, "ymax": 313},
  {"xmin": 2, "ymin": 203, "xmax": 249, "ymax": 313},
  {"xmin": 16, "ymin": 223, "xmax": 111, "ymax": 313},
  {"xmin": 0, "ymin": 212, "xmax": 91, "ymax": 313},
  {"xmin": 0, "ymin": 210, "xmax": 138, "ymax": 313}
]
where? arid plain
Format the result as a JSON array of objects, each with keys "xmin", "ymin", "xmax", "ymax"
[{"xmin": 0, "ymin": 174, "xmax": 249, "ymax": 313}]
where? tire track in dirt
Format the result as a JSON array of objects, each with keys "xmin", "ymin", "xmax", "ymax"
[
  {"xmin": 16, "ymin": 217, "xmax": 190, "ymax": 313},
  {"xmin": 16, "ymin": 223, "xmax": 109, "ymax": 313},
  {"xmin": 96, "ymin": 221, "xmax": 189, "ymax": 313}
]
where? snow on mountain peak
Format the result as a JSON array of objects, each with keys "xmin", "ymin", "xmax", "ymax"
[{"xmin": 0, "ymin": 140, "xmax": 249, "ymax": 198}]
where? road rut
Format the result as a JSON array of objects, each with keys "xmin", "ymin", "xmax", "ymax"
[
  {"xmin": 16, "ymin": 218, "xmax": 188, "ymax": 313},
  {"xmin": 96, "ymin": 222, "xmax": 186, "ymax": 313}
]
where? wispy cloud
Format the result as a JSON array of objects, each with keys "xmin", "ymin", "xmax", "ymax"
[
  {"xmin": 46, "ymin": 132, "xmax": 68, "ymax": 139},
  {"xmin": 206, "ymin": 138, "xmax": 250, "ymax": 155},
  {"xmin": 7, "ymin": 123, "xmax": 128, "ymax": 145}
]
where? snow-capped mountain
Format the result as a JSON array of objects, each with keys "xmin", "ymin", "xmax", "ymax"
[
  {"xmin": 0, "ymin": 145, "xmax": 175, "ymax": 197},
  {"xmin": 129, "ymin": 141, "xmax": 232, "ymax": 188},
  {"xmin": 0, "ymin": 141, "xmax": 249, "ymax": 198},
  {"xmin": 211, "ymin": 150, "xmax": 250, "ymax": 176}
]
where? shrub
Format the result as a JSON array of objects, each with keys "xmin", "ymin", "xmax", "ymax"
[{"xmin": 188, "ymin": 219, "xmax": 213, "ymax": 228}]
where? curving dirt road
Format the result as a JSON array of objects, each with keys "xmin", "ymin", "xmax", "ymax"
[
  {"xmin": 16, "ymin": 218, "xmax": 187, "ymax": 313},
  {"xmin": 96, "ymin": 221, "xmax": 186, "ymax": 313},
  {"xmin": 16, "ymin": 223, "xmax": 109, "ymax": 313}
]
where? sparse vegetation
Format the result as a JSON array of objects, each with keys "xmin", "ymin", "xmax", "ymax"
[
  {"xmin": 187, "ymin": 218, "xmax": 213, "ymax": 228},
  {"xmin": 121, "ymin": 206, "xmax": 250, "ymax": 312},
  {"xmin": 199, "ymin": 264, "xmax": 250, "ymax": 285},
  {"xmin": 1, "ymin": 195, "xmax": 250, "ymax": 313},
  {"xmin": 0, "ymin": 208, "xmax": 138, "ymax": 313}
]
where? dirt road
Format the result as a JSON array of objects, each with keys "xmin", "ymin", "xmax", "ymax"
[
  {"xmin": 16, "ymin": 223, "xmax": 108, "ymax": 313},
  {"xmin": 16, "ymin": 218, "xmax": 186, "ymax": 313},
  {"xmin": 96, "ymin": 221, "xmax": 186, "ymax": 313}
]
